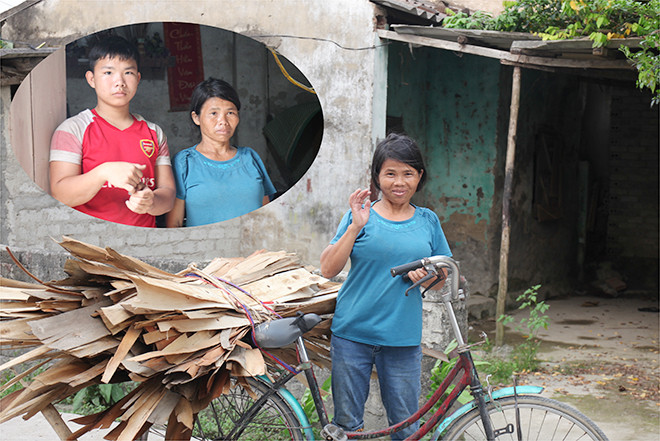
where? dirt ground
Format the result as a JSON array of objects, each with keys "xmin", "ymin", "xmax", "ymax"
[
  {"xmin": 1, "ymin": 294, "xmax": 658, "ymax": 440},
  {"xmin": 472, "ymin": 293, "xmax": 660, "ymax": 441}
]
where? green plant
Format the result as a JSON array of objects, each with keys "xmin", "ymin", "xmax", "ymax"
[
  {"xmin": 621, "ymin": 30, "xmax": 660, "ymax": 106},
  {"xmin": 427, "ymin": 340, "xmax": 490, "ymax": 408},
  {"xmin": 483, "ymin": 284, "xmax": 549, "ymax": 382},
  {"xmin": 499, "ymin": 284, "xmax": 549, "ymax": 338},
  {"xmin": 443, "ymin": 9, "xmax": 494, "ymax": 30},
  {"xmin": 532, "ymin": 1, "xmax": 657, "ymax": 45},
  {"xmin": 301, "ymin": 376, "xmax": 332, "ymax": 438},
  {"xmin": 69, "ymin": 383, "xmax": 132, "ymax": 415},
  {"xmin": 441, "ymin": 0, "xmax": 660, "ymax": 105},
  {"xmin": 478, "ymin": 343, "xmax": 538, "ymax": 385}
]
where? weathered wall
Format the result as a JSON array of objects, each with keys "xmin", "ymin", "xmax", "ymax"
[
  {"xmin": 603, "ymin": 85, "xmax": 659, "ymax": 290},
  {"xmin": 449, "ymin": 0, "xmax": 506, "ymax": 15},
  {"xmin": 1, "ymin": 0, "xmax": 383, "ymax": 269},
  {"xmin": 386, "ymin": 42, "xmax": 503, "ymax": 295},
  {"xmin": 0, "ymin": 2, "xmax": 463, "ymax": 431},
  {"xmin": 503, "ymin": 69, "xmax": 584, "ymax": 297},
  {"xmin": 384, "ymin": 41, "xmax": 659, "ymax": 302},
  {"xmin": 606, "ymin": 89, "xmax": 659, "ymax": 259}
]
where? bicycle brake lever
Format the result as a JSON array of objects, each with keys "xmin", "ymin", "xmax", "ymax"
[{"xmin": 404, "ymin": 272, "xmax": 436, "ymax": 297}]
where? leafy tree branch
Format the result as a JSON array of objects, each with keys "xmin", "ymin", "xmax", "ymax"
[{"xmin": 442, "ymin": 0, "xmax": 660, "ymax": 105}]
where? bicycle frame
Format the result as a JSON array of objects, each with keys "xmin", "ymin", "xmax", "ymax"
[
  {"xmin": 235, "ymin": 256, "xmax": 498, "ymax": 441},
  {"xmin": 311, "ymin": 256, "xmax": 496, "ymax": 440},
  {"xmin": 333, "ymin": 351, "xmax": 486, "ymax": 440}
]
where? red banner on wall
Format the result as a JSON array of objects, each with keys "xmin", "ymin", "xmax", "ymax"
[{"xmin": 164, "ymin": 22, "xmax": 205, "ymax": 111}]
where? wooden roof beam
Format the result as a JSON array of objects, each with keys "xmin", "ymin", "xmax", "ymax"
[{"xmin": 377, "ymin": 29, "xmax": 633, "ymax": 71}]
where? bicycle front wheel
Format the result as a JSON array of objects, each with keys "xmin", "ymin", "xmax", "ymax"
[
  {"xmin": 150, "ymin": 376, "xmax": 305, "ymax": 440},
  {"xmin": 443, "ymin": 395, "xmax": 609, "ymax": 441}
]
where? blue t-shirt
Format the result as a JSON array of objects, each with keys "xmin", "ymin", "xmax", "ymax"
[
  {"xmin": 329, "ymin": 204, "xmax": 452, "ymax": 346},
  {"xmin": 173, "ymin": 146, "xmax": 276, "ymax": 226}
]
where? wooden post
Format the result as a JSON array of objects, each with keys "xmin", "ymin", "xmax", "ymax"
[
  {"xmin": 11, "ymin": 366, "xmax": 75, "ymax": 441},
  {"xmin": 41, "ymin": 404, "xmax": 76, "ymax": 441},
  {"xmin": 495, "ymin": 65, "xmax": 522, "ymax": 347}
]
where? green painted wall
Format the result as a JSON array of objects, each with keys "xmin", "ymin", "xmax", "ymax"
[
  {"xmin": 387, "ymin": 43, "xmax": 501, "ymax": 243},
  {"xmin": 385, "ymin": 42, "xmax": 657, "ymax": 299}
]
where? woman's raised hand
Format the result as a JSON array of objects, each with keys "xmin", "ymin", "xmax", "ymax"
[{"xmin": 349, "ymin": 188, "xmax": 371, "ymax": 229}]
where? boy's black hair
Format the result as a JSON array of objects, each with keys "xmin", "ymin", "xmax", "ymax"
[
  {"xmin": 190, "ymin": 77, "xmax": 242, "ymax": 115},
  {"xmin": 88, "ymin": 35, "xmax": 140, "ymax": 71},
  {"xmin": 371, "ymin": 132, "xmax": 427, "ymax": 192}
]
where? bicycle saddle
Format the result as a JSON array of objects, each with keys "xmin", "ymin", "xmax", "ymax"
[{"xmin": 253, "ymin": 313, "xmax": 322, "ymax": 348}]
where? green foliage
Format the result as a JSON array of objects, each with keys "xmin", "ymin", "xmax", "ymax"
[
  {"xmin": 441, "ymin": 0, "xmax": 660, "ymax": 104},
  {"xmin": 531, "ymin": 0, "xmax": 658, "ymax": 46},
  {"xmin": 301, "ymin": 376, "xmax": 332, "ymax": 439},
  {"xmin": 68, "ymin": 383, "xmax": 133, "ymax": 415},
  {"xmin": 479, "ymin": 340, "xmax": 542, "ymax": 384},
  {"xmin": 498, "ymin": 284, "xmax": 549, "ymax": 338},
  {"xmin": 427, "ymin": 340, "xmax": 490, "ymax": 408},
  {"xmin": 0, "ymin": 366, "xmax": 47, "ymax": 399},
  {"xmin": 443, "ymin": 9, "xmax": 494, "ymax": 30},
  {"xmin": 483, "ymin": 284, "xmax": 550, "ymax": 383},
  {"xmin": 621, "ymin": 31, "xmax": 660, "ymax": 106}
]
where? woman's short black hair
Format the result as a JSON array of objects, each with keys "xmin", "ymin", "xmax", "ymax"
[
  {"xmin": 88, "ymin": 35, "xmax": 140, "ymax": 71},
  {"xmin": 190, "ymin": 77, "xmax": 241, "ymax": 115},
  {"xmin": 371, "ymin": 132, "xmax": 427, "ymax": 192}
]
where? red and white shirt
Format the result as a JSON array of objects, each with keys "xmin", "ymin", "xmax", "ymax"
[{"xmin": 50, "ymin": 109, "xmax": 171, "ymax": 227}]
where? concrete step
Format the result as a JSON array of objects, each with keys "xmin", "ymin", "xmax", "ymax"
[{"xmin": 467, "ymin": 294, "xmax": 496, "ymax": 320}]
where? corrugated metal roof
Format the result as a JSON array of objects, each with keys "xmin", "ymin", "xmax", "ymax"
[
  {"xmin": 371, "ymin": 0, "xmax": 448, "ymax": 23},
  {"xmin": 392, "ymin": 25, "xmax": 541, "ymax": 51},
  {"xmin": 389, "ymin": 25, "xmax": 641, "ymax": 64},
  {"xmin": 374, "ymin": 0, "xmax": 642, "ymax": 72},
  {"xmin": 0, "ymin": 0, "xmax": 42, "ymax": 23},
  {"xmin": 379, "ymin": 25, "xmax": 637, "ymax": 75}
]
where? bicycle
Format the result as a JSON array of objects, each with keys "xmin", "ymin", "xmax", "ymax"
[{"xmin": 150, "ymin": 255, "xmax": 609, "ymax": 441}]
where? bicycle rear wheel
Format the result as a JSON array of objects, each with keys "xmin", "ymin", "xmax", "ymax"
[
  {"xmin": 150, "ymin": 376, "xmax": 304, "ymax": 440},
  {"xmin": 443, "ymin": 395, "xmax": 608, "ymax": 441}
]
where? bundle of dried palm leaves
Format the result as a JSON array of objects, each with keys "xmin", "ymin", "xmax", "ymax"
[{"xmin": 0, "ymin": 237, "xmax": 338, "ymax": 440}]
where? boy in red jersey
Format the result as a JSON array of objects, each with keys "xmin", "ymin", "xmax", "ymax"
[{"xmin": 50, "ymin": 35, "xmax": 175, "ymax": 227}]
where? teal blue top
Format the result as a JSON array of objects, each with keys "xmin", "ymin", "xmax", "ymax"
[
  {"xmin": 173, "ymin": 146, "xmax": 276, "ymax": 226},
  {"xmin": 329, "ymin": 204, "xmax": 451, "ymax": 346}
]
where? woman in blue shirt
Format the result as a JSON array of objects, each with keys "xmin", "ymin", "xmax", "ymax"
[
  {"xmin": 166, "ymin": 78, "xmax": 276, "ymax": 227},
  {"xmin": 320, "ymin": 133, "xmax": 452, "ymax": 440}
]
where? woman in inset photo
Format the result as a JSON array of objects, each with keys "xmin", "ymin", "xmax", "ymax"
[{"xmin": 166, "ymin": 77, "xmax": 276, "ymax": 227}]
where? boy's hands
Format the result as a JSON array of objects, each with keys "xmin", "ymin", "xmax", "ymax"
[
  {"xmin": 102, "ymin": 162, "xmax": 146, "ymax": 194},
  {"xmin": 102, "ymin": 162, "xmax": 157, "ymax": 214},
  {"xmin": 125, "ymin": 186, "xmax": 155, "ymax": 214}
]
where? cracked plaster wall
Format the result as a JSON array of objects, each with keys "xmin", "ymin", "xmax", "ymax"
[{"xmin": 1, "ymin": 0, "xmax": 383, "ymax": 269}]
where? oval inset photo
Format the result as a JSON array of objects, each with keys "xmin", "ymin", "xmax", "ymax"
[{"xmin": 11, "ymin": 22, "xmax": 323, "ymax": 228}]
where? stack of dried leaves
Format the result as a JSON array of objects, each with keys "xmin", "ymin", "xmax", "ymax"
[{"xmin": 0, "ymin": 237, "xmax": 338, "ymax": 440}]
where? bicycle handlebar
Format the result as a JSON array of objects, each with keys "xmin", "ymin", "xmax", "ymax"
[
  {"xmin": 390, "ymin": 255, "xmax": 461, "ymax": 299},
  {"xmin": 390, "ymin": 259, "xmax": 424, "ymax": 277},
  {"xmin": 391, "ymin": 256, "xmax": 466, "ymax": 346}
]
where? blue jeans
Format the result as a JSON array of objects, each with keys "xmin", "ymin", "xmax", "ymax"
[{"xmin": 331, "ymin": 335, "xmax": 422, "ymax": 440}]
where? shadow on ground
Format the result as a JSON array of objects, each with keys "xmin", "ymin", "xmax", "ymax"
[{"xmin": 469, "ymin": 294, "xmax": 659, "ymax": 441}]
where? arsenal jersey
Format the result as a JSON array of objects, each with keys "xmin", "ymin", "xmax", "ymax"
[{"xmin": 50, "ymin": 109, "xmax": 171, "ymax": 227}]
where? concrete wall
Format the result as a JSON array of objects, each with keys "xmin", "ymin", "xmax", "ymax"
[
  {"xmin": 386, "ymin": 42, "xmax": 503, "ymax": 296},
  {"xmin": 385, "ymin": 40, "xmax": 658, "ymax": 302},
  {"xmin": 604, "ymin": 86, "xmax": 659, "ymax": 290},
  {"xmin": 450, "ymin": 0, "xmax": 506, "ymax": 15},
  {"xmin": 503, "ymin": 69, "xmax": 584, "ymax": 296},
  {"xmin": 0, "ymin": 2, "xmax": 465, "ymax": 431},
  {"xmin": 1, "ymin": 0, "xmax": 383, "ymax": 271}
]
